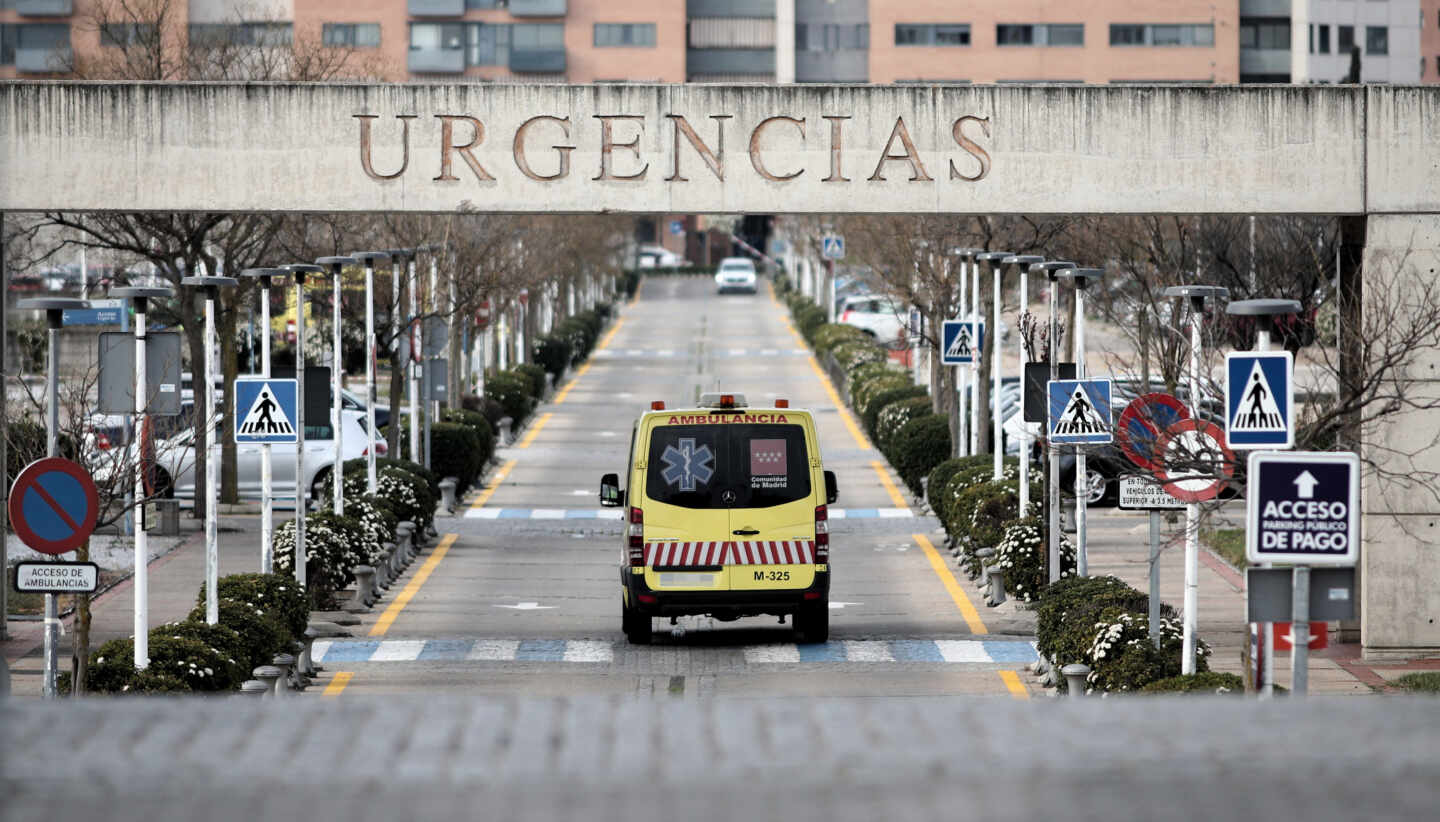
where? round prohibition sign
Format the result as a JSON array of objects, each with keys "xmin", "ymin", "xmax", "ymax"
[
  {"xmin": 1116, "ymin": 393, "xmax": 1190, "ymax": 472},
  {"xmin": 1154, "ymin": 420, "xmax": 1235, "ymax": 504},
  {"xmin": 7, "ymin": 457, "xmax": 100, "ymax": 555}
]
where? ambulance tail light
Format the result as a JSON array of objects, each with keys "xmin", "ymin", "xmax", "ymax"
[
  {"xmin": 651, "ymin": 401, "xmax": 665, "ymax": 411},
  {"xmin": 775, "ymin": 399, "xmax": 789, "ymax": 409},
  {"xmin": 814, "ymin": 505, "xmax": 829, "ymax": 562},
  {"xmin": 627, "ymin": 506, "xmax": 645, "ymax": 566}
]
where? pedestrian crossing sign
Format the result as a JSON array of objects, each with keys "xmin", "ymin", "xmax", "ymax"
[
  {"xmin": 1225, "ymin": 351, "xmax": 1293, "ymax": 449},
  {"xmin": 941, "ymin": 319, "xmax": 983, "ymax": 365},
  {"xmin": 233, "ymin": 377, "xmax": 298, "ymax": 444},
  {"xmin": 1047, "ymin": 379, "xmax": 1114, "ymax": 445}
]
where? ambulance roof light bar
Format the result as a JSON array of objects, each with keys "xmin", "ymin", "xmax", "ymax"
[{"xmin": 698, "ymin": 392, "xmax": 748, "ymax": 409}]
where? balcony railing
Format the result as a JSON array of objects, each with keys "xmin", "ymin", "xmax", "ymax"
[
  {"xmin": 408, "ymin": 0, "xmax": 465, "ymax": 17},
  {"xmin": 16, "ymin": 0, "xmax": 75, "ymax": 16},
  {"xmin": 509, "ymin": 0, "xmax": 567, "ymax": 17},
  {"xmin": 509, "ymin": 48, "xmax": 566, "ymax": 73},
  {"xmin": 408, "ymin": 48, "xmax": 466, "ymax": 74}
]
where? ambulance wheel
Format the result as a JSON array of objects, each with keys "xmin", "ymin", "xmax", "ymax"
[
  {"xmin": 796, "ymin": 602, "xmax": 829, "ymax": 644},
  {"xmin": 623, "ymin": 597, "xmax": 651, "ymax": 645}
]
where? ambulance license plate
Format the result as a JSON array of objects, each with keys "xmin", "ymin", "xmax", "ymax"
[{"xmin": 658, "ymin": 572, "xmax": 719, "ymax": 588}]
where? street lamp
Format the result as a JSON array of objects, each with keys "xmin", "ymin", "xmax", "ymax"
[
  {"xmin": 951, "ymin": 248, "xmax": 982, "ymax": 458},
  {"xmin": 350, "ymin": 251, "xmax": 391, "ymax": 494},
  {"xmin": 281, "ymin": 264, "xmax": 324, "ymax": 590},
  {"xmin": 316, "ymin": 257, "xmax": 357, "ymax": 516},
  {"xmin": 1162, "ymin": 284, "xmax": 1230, "ymax": 676},
  {"xmin": 974, "ymin": 251, "xmax": 1013, "ymax": 480},
  {"xmin": 109, "ymin": 285, "xmax": 173, "ymax": 670},
  {"xmin": 1029, "ymin": 261, "xmax": 1075, "ymax": 585},
  {"xmin": 15, "ymin": 297, "xmax": 89, "ymax": 697},
  {"xmin": 1225, "ymin": 297, "xmax": 1300, "ymax": 695},
  {"xmin": 1002, "ymin": 255, "xmax": 1044, "ymax": 518},
  {"xmin": 1058, "ymin": 268, "xmax": 1105, "ymax": 579},
  {"xmin": 179, "ymin": 275, "xmax": 237, "ymax": 625},
  {"xmin": 238, "ymin": 269, "xmax": 287, "ymax": 574},
  {"xmin": 421, "ymin": 243, "xmax": 448, "ymax": 472}
]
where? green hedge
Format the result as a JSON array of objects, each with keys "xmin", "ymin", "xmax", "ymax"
[
  {"xmin": 515, "ymin": 362, "xmax": 547, "ymax": 398},
  {"xmin": 993, "ymin": 518, "xmax": 1076, "ymax": 603},
  {"xmin": 272, "ymin": 512, "xmax": 369, "ymax": 606},
  {"xmin": 1084, "ymin": 607, "xmax": 1207, "ymax": 694},
  {"xmin": 830, "ymin": 339, "xmax": 887, "ymax": 373},
  {"xmin": 865, "ymin": 385, "xmax": 930, "ymax": 441},
  {"xmin": 198, "ymin": 573, "xmax": 309, "ymax": 641},
  {"xmin": 484, "ymin": 370, "xmax": 535, "ymax": 424},
  {"xmin": 533, "ymin": 334, "xmax": 572, "ymax": 379},
  {"xmin": 888, "ymin": 414, "xmax": 951, "ymax": 497},
  {"xmin": 794, "ymin": 304, "xmax": 827, "ymax": 342},
  {"xmin": 187, "ymin": 596, "xmax": 293, "ymax": 674},
  {"xmin": 875, "ymin": 396, "xmax": 933, "ymax": 453},
  {"xmin": 853, "ymin": 373, "xmax": 913, "ymax": 422},
  {"xmin": 812, "ymin": 323, "xmax": 871, "ymax": 355},
  {"xmin": 926, "ymin": 456, "xmax": 991, "ymax": 524},
  {"xmin": 440, "ymin": 407, "xmax": 495, "ymax": 468},
  {"xmin": 427, "ymin": 421, "xmax": 484, "ymax": 491},
  {"xmin": 1139, "ymin": 672, "xmax": 1245, "ymax": 694}
]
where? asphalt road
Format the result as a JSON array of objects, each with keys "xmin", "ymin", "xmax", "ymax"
[{"xmin": 327, "ymin": 275, "xmax": 1035, "ymax": 699}]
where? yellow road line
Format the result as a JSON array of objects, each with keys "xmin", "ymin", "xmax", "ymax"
[
  {"xmin": 870, "ymin": 460, "xmax": 909, "ymax": 508},
  {"xmin": 630, "ymin": 277, "xmax": 644, "ymax": 305},
  {"xmin": 804, "ymin": 354, "xmax": 870, "ymax": 449},
  {"xmin": 323, "ymin": 671, "xmax": 353, "ymax": 696},
  {"xmin": 369, "ymin": 533, "xmax": 458, "ymax": 637},
  {"xmin": 469, "ymin": 459, "xmax": 516, "ymax": 510},
  {"xmin": 518, "ymin": 413, "xmax": 553, "ymax": 449},
  {"xmin": 597, "ymin": 317, "xmax": 625, "ymax": 350},
  {"xmin": 553, "ymin": 364, "xmax": 590, "ymax": 405},
  {"xmin": 913, "ymin": 533, "xmax": 988, "ymax": 635},
  {"xmin": 998, "ymin": 670, "xmax": 1030, "ymax": 700}
]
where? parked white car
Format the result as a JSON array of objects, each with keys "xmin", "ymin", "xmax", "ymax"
[
  {"xmin": 713, "ymin": 257, "xmax": 758, "ymax": 294},
  {"xmin": 839, "ymin": 294, "xmax": 907, "ymax": 346}
]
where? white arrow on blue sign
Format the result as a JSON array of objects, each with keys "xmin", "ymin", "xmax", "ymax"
[
  {"xmin": 821, "ymin": 235, "xmax": 845, "ymax": 260},
  {"xmin": 940, "ymin": 319, "xmax": 984, "ymax": 365},
  {"xmin": 1225, "ymin": 351, "xmax": 1293, "ymax": 449},
  {"xmin": 233, "ymin": 378, "xmax": 299, "ymax": 444},
  {"xmin": 1245, "ymin": 451, "xmax": 1359, "ymax": 566},
  {"xmin": 1047, "ymin": 379, "xmax": 1114, "ymax": 445}
]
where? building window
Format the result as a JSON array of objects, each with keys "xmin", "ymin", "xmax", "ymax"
[
  {"xmin": 100, "ymin": 22, "xmax": 157, "ymax": 47},
  {"xmin": 512, "ymin": 22, "xmax": 564, "ymax": 51},
  {"xmin": 997, "ymin": 23, "xmax": 1084, "ymax": 46},
  {"xmin": 894, "ymin": 23, "xmax": 970, "ymax": 46},
  {"xmin": 1110, "ymin": 24, "xmax": 1214, "ymax": 47},
  {"xmin": 0, "ymin": 25, "xmax": 15, "ymax": 65},
  {"xmin": 1239, "ymin": 18, "xmax": 1290, "ymax": 49},
  {"xmin": 796, "ymin": 23, "xmax": 868, "ymax": 51},
  {"xmin": 1338, "ymin": 25, "xmax": 1355, "ymax": 53},
  {"xmin": 466, "ymin": 0, "xmax": 503, "ymax": 7},
  {"xmin": 410, "ymin": 22, "xmax": 465, "ymax": 52},
  {"xmin": 190, "ymin": 22, "xmax": 293, "ymax": 48},
  {"xmin": 464, "ymin": 23, "xmax": 509, "ymax": 65},
  {"xmin": 322, "ymin": 23, "xmax": 381, "ymax": 48},
  {"xmin": 1366, "ymin": 26, "xmax": 1388, "ymax": 55},
  {"xmin": 1318, "ymin": 24, "xmax": 1330, "ymax": 54},
  {"xmin": 595, "ymin": 23, "xmax": 656, "ymax": 47}
]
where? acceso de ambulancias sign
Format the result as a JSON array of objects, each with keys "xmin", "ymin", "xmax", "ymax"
[{"xmin": 355, "ymin": 112, "xmax": 994, "ymax": 186}]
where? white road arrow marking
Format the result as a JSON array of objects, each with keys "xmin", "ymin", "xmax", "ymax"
[
  {"xmin": 828, "ymin": 601, "xmax": 863, "ymax": 610},
  {"xmin": 1293, "ymin": 470, "xmax": 1319, "ymax": 499},
  {"xmin": 494, "ymin": 602, "xmax": 555, "ymax": 610}
]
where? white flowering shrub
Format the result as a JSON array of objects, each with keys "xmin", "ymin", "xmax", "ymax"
[
  {"xmin": 875, "ymin": 397, "xmax": 931, "ymax": 450},
  {"xmin": 994, "ymin": 518, "xmax": 1077, "ymax": 602},
  {"xmin": 321, "ymin": 495, "xmax": 398, "ymax": 569},
  {"xmin": 273, "ymin": 513, "xmax": 368, "ymax": 607},
  {"xmin": 1081, "ymin": 606, "xmax": 1210, "ymax": 694},
  {"xmin": 327, "ymin": 465, "xmax": 434, "ymax": 529},
  {"xmin": 81, "ymin": 630, "xmax": 233, "ymax": 693}
]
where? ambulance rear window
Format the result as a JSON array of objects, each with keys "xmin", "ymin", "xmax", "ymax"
[{"xmin": 645, "ymin": 424, "xmax": 811, "ymax": 509}]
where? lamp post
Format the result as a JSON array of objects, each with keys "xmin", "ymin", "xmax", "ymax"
[
  {"xmin": 952, "ymin": 248, "xmax": 982, "ymax": 458},
  {"xmin": 1161, "ymin": 284, "xmax": 1229, "ymax": 675},
  {"xmin": 238, "ymin": 269, "xmax": 286, "ymax": 573},
  {"xmin": 109, "ymin": 286, "xmax": 173, "ymax": 669},
  {"xmin": 350, "ymin": 252, "xmax": 391, "ymax": 494},
  {"xmin": 15, "ymin": 297, "xmax": 89, "ymax": 697},
  {"xmin": 1029, "ymin": 262, "xmax": 1074, "ymax": 584},
  {"xmin": 316, "ymin": 257, "xmax": 357, "ymax": 515},
  {"xmin": 1058, "ymin": 268, "xmax": 1105, "ymax": 578},
  {"xmin": 1226, "ymin": 297, "xmax": 1301, "ymax": 695},
  {"xmin": 974, "ymin": 252, "xmax": 1014, "ymax": 479},
  {"xmin": 422, "ymin": 243, "xmax": 447, "ymax": 470},
  {"xmin": 405, "ymin": 250, "xmax": 422, "ymax": 468},
  {"xmin": 1002, "ymin": 255, "xmax": 1044, "ymax": 517},
  {"xmin": 385, "ymin": 249, "xmax": 412, "ymax": 459},
  {"xmin": 281, "ymin": 264, "xmax": 324, "ymax": 589},
  {"xmin": 179, "ymin": 275, "xmax": 237, "ymax": 625}
]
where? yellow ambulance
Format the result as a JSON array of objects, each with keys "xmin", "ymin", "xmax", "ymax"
[{"xmin": 600, "ymin": 393, "xmax": 837, "ymax": 644}]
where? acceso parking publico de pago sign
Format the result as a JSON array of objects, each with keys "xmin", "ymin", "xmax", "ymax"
[{"xmin": 1246, "ymin": 451, "xmax": 1359, "ymax": 566}]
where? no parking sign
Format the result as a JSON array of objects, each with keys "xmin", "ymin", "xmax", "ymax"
[{"xmin": 8, "ymin": 457, "xmax": 100, "ymax": 555}]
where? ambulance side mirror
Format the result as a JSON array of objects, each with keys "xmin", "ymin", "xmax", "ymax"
[
  {"xmin": 824, "ymin": 470, "xmax": 838, "ymax": 505},
  {"xmin": 599, "ymin": 473, "xmax": 622, "ymax": 507}
]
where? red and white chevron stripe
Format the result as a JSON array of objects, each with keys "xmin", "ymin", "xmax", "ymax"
[{"xmin": 643, "ymin": 541, "xmax": 816, "ymax": 567}]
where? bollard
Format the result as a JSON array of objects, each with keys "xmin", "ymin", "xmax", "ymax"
[
  {"xmin": 397, "ymin": 522, "xmax": 415, "ymax": 557},
  {"xmin": 288, "ymin": 642, "xmax": 309, "ymax": 689},
  {"xmin": 240, "ymin": 679, "xmax": 269, "ymax": 697},
  {"xmin": 499, "ymin": 417, "xmax": 514, "ymax": 446},
  {"xmin": 974, "ymin": 548, "xmax": 995, "ymax": 590},
  {"xmin": 1, "ymin": 654, "xmax": 9, "ymax": 698},
  {"xmin": 1061, "ymin": 663, "xmax": 1091, "ymax": 697},
  {"xmin": 347, "ymin": 566, "xmax": 375, "ymax": 612},
  {"xmin": 373, "ymin": 549, "xmax": 392, "ymax": 591},
  {"xmin": 1032, "ymin": 657, "xmax": 1049, "ymax": 677},
  {"xmin": 986, "ymin": 565, "xmax": 1007, "ymax": 607},
  {"xmin": 253, "ymin": 665, "xmax": 283, "ymax": 697},
  {"xmin": 300, "ymin": 629, "xmax": 318, "ymax": 677},
  {"xmin": 272, "ymin": 653, "xmax": 295, "ymax": 695},
  {"xmin": 439, "ymin": 478, "xmax": 458, "ymax": 513},
  {"xmin": 385, "ymin": 542, "xmax": 401, "ymax": 577}
]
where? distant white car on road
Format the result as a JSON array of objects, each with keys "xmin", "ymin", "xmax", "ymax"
[{"xmin": 714, "ymin": 257, "xmax": 758, "ymax": 294}]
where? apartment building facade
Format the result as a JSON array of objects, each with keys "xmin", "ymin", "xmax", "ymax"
[{"xmin": 0, "ymin": 2, "xmax": 1425, "ymax": 84}]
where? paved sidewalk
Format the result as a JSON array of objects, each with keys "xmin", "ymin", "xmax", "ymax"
[
  {"xmin": 1083, "ymin": 504, "xmax": 1378, "ymax": 694},
  {"xmin": 3, "ymin": 512, "xmax": 298, "ymax": 696}
]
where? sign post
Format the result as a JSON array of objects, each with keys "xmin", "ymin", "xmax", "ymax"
[
  {"xmin": 1029, "ymin": 261, "xmax": 1073, "ymax": 583},
  {"xmin": 238, "ymin": 270, "xmax": 287, "ymax": 574},
  {"xmin": 951, "ymin": 249, "xmax": 979, "ymax": 458},
  {"xmin": 1159, "ymin": 284, "xmax": 1229, "ymax": 674},
  {"xmin": 283, "ymin": 264, "xmax": 324, "ymax": 591},
  {"xmin": 352, "ymin": 252, "xmax": 391, "ymax": 494},
  {"xmin": 1047, "ymin": 375, "xmax": 1113, "ymax": 577},
  {"xmin": 316, "ymin": 257, "xmax": 357, "ymax": 515},
  {"xmin": 1056, "ymin": 268, "xmax": 1105, "ymax": 576},
  {"xmin": 1119, "ymin": 476, "xmax": 1186, "ymax": 646},
  {"xmin": 1246, "ymin": 451, "xmax": 1359, "ymax": 696},
  {"xmin": 1226, "ymin": 297, "xmax": 1302, "ymax": 695},
  {"xmin": 110, "ymin": 285, "xmax": 173, "ymax": 668},
  {"xmin": 973, "ymin": 252, "xmax": 1013, "ymax": 481},
  {"xmin": 16, "ymin": 298, "xmax": 89, "ymax": 696},
  {"xmin": 1003, "ymin": 256, "xmax": 1044, "ymax": 518}
]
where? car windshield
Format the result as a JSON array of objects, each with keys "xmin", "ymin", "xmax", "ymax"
[{"xmin": 645, "ymin": 423, "xmax": 811, "ymax": 510}]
